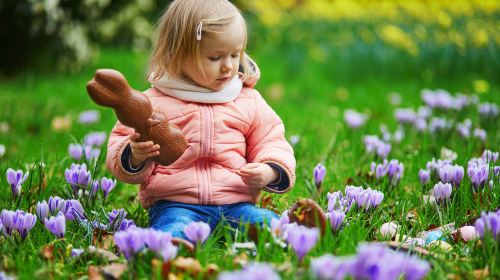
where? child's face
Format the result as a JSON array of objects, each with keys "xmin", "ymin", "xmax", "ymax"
[{"xmin": 182, "ymin": 18, "xmax": 245, "ymax": 91}]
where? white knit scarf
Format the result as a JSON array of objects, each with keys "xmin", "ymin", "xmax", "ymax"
[{"xmin": 149, "ymin": 74, "xmax": 243, "ymax": 104}]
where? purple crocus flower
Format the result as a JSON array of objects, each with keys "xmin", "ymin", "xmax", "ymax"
[
  {"xmin": 327, "ymin": 191, "xmax": 345, "ymax": 212},
  {"xmin": 494, "ymin": 166, "xmax": 500, "ymax": 177},
  {"xmin": 109, "ymin": 209, "xmax": 127, "ymax": 225},
  {"xmin": 118, "ymin": 219, "xmax": 136, "ymax": 232},
  {"xmin": 418, "ymin": 169, "xmax": 430, "ymax": 185},
  {"xmin": 474, "ymin": 210, "xmax": 500, "ymax": 241},
  {"xmin": 468, "ymin": 162, "xmax": 489, "ymax": 190},
  {"xmin": 433, "ymin": 182, "xmax": 452, "ymax": 204},
  {"xmin": 89, "ymin": 180, "xmax": 99, "ymax": 197},
  {"xmin": 44, "ymin": 212, "xmax": 66, "ymax": 238},
  {"xmin": 68, "ymin": 144, "xmax": 83, "ymax": 161},
  {"xmin": 310, "ymin": 254, "xmax": 352, "ymax": 280},
  {"xmin": 394, "ymin": 108, "xmax": 416, "ymax": 124},
  {"xmin": 386, "ymin": 159, "xmax": 404, "ymax": 185},
  {"xmin": 84, "ymin": 132, "xmax": 107, "ymax": 147},
  {"xmin": 289, "ymin": 135, "xmax": 301, "ymax": 147},
  {"xmin": 84, "ymin": 145, "xmax": 101, "ymax": 161},
  {"xmin": 61, "ymin": 199, "xmax": 86, "ymax": 221},
  {"xmin": 160, "ymin": 239, "xmax": 178, "ymax": 261},
  {"xmin": 363, "ymin": 135, "xmax": 391, "ymax": 159},
  {"xmin": 0, "ymin": 219, "xmax": 3, "ymax": 234},
  {"xmin": 143, "ymin": 229, "xmax": 173, "ymax": 253},
  {"xmin": 184, "ymin": 221, "xmax": 211, "ymax": 244},
  {"xmin": 71, "ymin": 248, "xmax": 85, "ymax": 258},
  {"xmin": 15, "ymin": 211, "xmax": 37, "ymax": 240},
  {"xmin": 456, "ymin": 119, "xmax": 472, "ymax": 138},
  {"xmin": 313, "ymin": 163, "xmax": 326, "ymax": 189},
  {"xmin": 478, "ymin": 102, "xmax": 499, "ymax": 118},
  {"xmin": 64, "ymin": 163, "xmax": 92, "ymax": 196},
  {"xmin": 286, "ymin": 225, "xmax": 319, "ymax": 261},
  {"xmin": 36, "ymin": 201, "xmax": 50, "ymax": 221},
  {"xmin": 344, "ymin": 109, "xmax": 367, "ymax": 129},
  {"xmin": 356, "ymin": 188, "xmax": 384, "ymax": 210},
  {"xmin": 0, "ymin": 144, "xmax": 5, "ymax": 158},
  {"xmin": 482, "ymin": 149, "xmax": 499, "ymax": 163},
  {"xmin": 101, "ymin": 177, "xmax": 117, "ymax": 199},
  {"xmin": 270, "ymin": 211, "xmax": 291, "ymax": 238},
  {"xmin": 473, "ymin": 128, "xmax": 487, "ymax": 142},
  {"xmin": 78, "ymin": 110, "xmax": 100, "ymax": 124},
  {"xmin": 114, "ymin": 227, "xmax": 146, "ymax": 260},
  {"xmin": 0, "ymin": 210, "xmax": 16, "ymax": 236},
  {"xmin": 328, "ymin": 210, "xmax": 345, "ymax": 233},
  {"xmin": 48, "ymin": 196, "xmax": 66, "ymax": 214},
  {"xmin": 451, "ymin": 165, "xmax": 464, "ymax": 187},
  {"xmin": 6, "ymin": 168, "xmax": 29, "ymax": 197}
]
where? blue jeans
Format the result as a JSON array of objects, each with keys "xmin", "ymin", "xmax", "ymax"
[{"xmin": 149, "ymin": 200, "xmax": 279, "ymax": 240}]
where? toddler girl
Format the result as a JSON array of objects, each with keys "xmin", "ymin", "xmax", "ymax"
[{"xmin": 106, "ymin": 0, "xmax": 295, "ymax": 241}]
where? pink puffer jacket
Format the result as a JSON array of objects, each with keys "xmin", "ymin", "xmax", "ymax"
[{"xmin": 106, "ymin": 75, "xmax": 296, "ymax": 208}]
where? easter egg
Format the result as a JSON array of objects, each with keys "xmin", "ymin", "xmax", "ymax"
[
  {"xmin": 425, "ymin": 231, "xmax": 443, "ymax": 245},
  {"xmin": 379, "ymin": 222, "xmax": 400, "ymax": 239},
  {"xmin": 459, "ymin": 226, "xmax": 479, "ymax": 242},
  {"xmin": 428, "ymin": 240, "xmax": 452, "ymax": 251}
]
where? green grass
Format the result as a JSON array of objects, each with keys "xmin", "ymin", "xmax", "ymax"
[{"xmin": 0, "ymin": 47, "xmax": 499, "ymax": 279}]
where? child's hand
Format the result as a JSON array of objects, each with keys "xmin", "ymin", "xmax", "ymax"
[
  {"xmin": 235, "ymin": 163, "xmax": 278, "ymax": 189},
  {"xmin": 129, "ymin": 132, "xmax": 160, "ymax": 168}
]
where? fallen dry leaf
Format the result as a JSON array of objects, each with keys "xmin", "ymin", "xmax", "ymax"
[
  {"xmin": 87, "ymin": 246, "xmax": 119, "ymax": 262},
  {"xmin": 260, "ymin": 194, "xmax": 279, "ymax": 214},
  {"xmin": 288, "ymin": 198, "xmax": 327, "ymax": 235},
  {"xmin": 92, "ymin": 228, "xmax": 114, "ymax": 250},
  {"xmin": 101, "ymin": 263, "xmax": 127, "ymax": 279},
  {"xmin": 41, "ymin": 244, "xmax": 54, "ymax": 261},
  {"xmin": 88, "ymin": 265, "xmax": 102, "ymax": 280},
  {"xmin": 172, "ymin": 257, "xmax": 202, "ymax": 275}
]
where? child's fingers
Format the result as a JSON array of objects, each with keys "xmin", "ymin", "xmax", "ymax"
[
  {"xmin": 129, "ymin": 132, "xmax": 141, "ymax": 141},
  {"xmin": 132, "ymin": 141, "xmax": 155, "ymax": 149}
]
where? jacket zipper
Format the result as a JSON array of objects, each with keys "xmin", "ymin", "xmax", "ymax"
[{"xmin": 199, "ymin": 105, "xmax": 213, "ymax": 204}]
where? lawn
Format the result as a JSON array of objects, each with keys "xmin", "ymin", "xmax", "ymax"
[{"xmin": 0, "ymin": 46, "xmax": 499, "ymax": 279}]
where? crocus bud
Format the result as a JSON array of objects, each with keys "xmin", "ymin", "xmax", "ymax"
[{"xmin": 418, "ymin": 169, "xmax": 430, "ymax": 185}]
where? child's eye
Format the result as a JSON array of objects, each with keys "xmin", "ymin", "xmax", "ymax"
[
  {"xmin": 231, "ymin": 54, "xmax": 240, "ymax": 58},
  {"xmin": 209, "ymin": 56, "xmax": 220, "ymax": 61}
]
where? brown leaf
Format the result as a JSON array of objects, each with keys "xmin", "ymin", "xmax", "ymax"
[
  {"xmin": 87, "ymin": 246, "xmax": 119, "ymax": 262},
  {"xmin": 152, "ymin": 258, "xmax": 172, "ymax": 280},
  {"xmin": 88, "ymin": 265, "xmax": 102, "ymax": 280},
  {"xmin": 101, "ymin": 263, "xmax": 127, "ymax": 279},
  {"xmin": 288, "ymin": 198, "xmax": 327, "ymax": 235},
  {"xmin": 260, "ymin": 194, "xmax": 279, "ymax": 213},
  {"xmin": 172, "ymin": 257, "xmax": 202, "ymax": 275},
  {"xmin": 41, "ymin": 244, "xmax": 54, "ymax": 261},
  {"xmin": 205, "ymin": 263, "xmax": 219, "ymax": 276},
  {"xmin": 92, "ymin": 228, "xmax": 114, "ymax": 250}
]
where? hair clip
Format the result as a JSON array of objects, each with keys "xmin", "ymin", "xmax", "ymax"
[{"xmin": 196, "ymin": 22, "xmax": 203, "ymax": 41}]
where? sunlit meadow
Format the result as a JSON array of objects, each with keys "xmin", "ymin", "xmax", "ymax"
[{"xmin": 0, "ymin": 0, "xmax": 500, "ymax": 279}]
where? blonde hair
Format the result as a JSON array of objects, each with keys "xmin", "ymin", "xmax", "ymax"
[{"xmin": 149, "ymin": 0, "xmax": 253, "ymax": 82}]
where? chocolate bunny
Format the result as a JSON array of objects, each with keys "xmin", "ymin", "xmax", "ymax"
[{"xmin": 86, "ymin": 69, "xmax": 188, "ymax": 166}]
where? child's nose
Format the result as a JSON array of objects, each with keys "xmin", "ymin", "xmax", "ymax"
[{"xmin": 221, "ymin": 58, "xmax": 233, "ymax": 72}]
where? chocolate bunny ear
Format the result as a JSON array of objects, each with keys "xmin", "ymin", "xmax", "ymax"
[
  {"xmin": 86, "ymin": 68, "xmax": 188, "ymax": 166},
  {"xmin": 87, "ymin": 69, "xmax": 129, "ymax": 108}
]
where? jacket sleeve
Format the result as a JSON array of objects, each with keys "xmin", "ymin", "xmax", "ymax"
[
  {"xmin": 106, "ymin": 121, "xmax": 155, "ymax": 184},
  {"xmin": 245, "ymin": 90, "xmax": 296, "ymax": 193}
]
